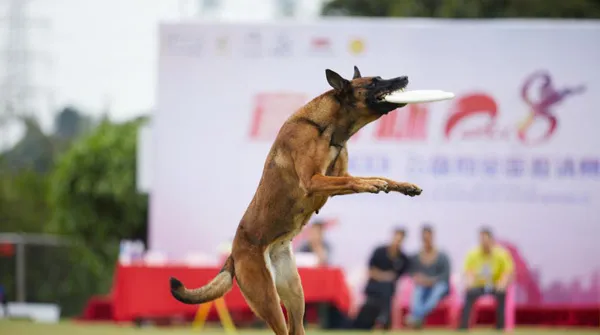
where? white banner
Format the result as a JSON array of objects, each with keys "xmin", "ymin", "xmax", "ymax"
[{"xmin": 150, "ymin": 19, "xmax": 600, "ymax": 305}]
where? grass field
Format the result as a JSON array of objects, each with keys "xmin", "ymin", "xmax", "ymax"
[{"xmin": 1, "ymin": 320, "xmax": 599, "ymax": 335}]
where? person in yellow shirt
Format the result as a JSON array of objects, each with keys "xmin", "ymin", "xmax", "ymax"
[{"xmin": 458, "ymin": 228, "xmax": 514, "ymax": 330}]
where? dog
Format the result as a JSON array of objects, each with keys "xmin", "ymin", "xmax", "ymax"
[{"xmin": 170, "ymin": 66, "xmax": 422, "ymax": 335}]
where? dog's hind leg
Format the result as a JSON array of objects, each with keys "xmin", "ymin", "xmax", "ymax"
[
  {"xmin": 271, "ymin": 242, "xmax": 306, "ymax": 335},
  {"xmin": 235, "ymin": 250, "xmax": 288, "ymax": 335}
]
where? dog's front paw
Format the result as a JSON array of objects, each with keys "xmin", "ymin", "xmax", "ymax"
[
  {"xmin": 403, "ymin": 183, "xmax": 422, "ymax": 197},
  {"xmin": 353, "ymin": 179, "xmax": 389, "ymax": 194},
  {"xmin": 390, "ymin": 182, "xmax": 422, "ymax": 197}
]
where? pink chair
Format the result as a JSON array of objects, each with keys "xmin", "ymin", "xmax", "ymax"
[
  {"xmin": 393, "ymin": 274, "xmax": 461, "ymax": 329},
  {"xmin": 467, "ymin": 284, "xmax": 516, "ymax": 332},
  {"xmin": 392, "ymin": 276, "xmax": 413, "ymax": 328},
  {"xmin": 441, "ymin": 275, "xmax": 462, "ymax": 327}
]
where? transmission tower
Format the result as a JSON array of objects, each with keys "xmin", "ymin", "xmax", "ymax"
[{"xmin": 0, "ymin": 0, "xmax": 51, "ymax": 151}]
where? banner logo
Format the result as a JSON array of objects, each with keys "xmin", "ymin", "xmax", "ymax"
[
  {"xmin": 308, "ymin": 37, "xmax": 334, "ymax": 56},
  {"xmin": 272, "ymin": 34, "xmax": 293, "ymax": 57},
  {"xmin": 242, "ymin": 32, "xmax": 262, "ymax": 58},
  {"xmin": 165, "ymin": 33, "xmax": 204, "ymax": 57},
  {"xmin": 215, "ymin": 36, "xmax": 229, "ymax": 56},
  {"xmin": 348, "ymin": 38, "xmax": 365, "ymax": 55},
  {"xmin": 517, "ymin": 71, "xmax": 585, "ymax": 144},
  {"xmin": 444, "ymin": 71, "xmax": 585, "ymax": 144}
]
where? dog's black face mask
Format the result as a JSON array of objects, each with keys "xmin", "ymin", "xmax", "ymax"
[
  {"xmin": 326, "ymin": 66, "xmax": 409, "ymax": 116},
  {"xmin": 364, "ymin": 76, "xmax": 409, "ymax": 114}
]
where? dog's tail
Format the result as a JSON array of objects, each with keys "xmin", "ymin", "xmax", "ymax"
[{"xmin": 170, "ymin": 256, "xmax": 235, "ymax": 304}]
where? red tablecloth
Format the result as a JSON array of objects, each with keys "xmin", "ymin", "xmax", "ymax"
[{"xmin": 111, "ymin": 264, "xmax": 351, "ymax": 322}]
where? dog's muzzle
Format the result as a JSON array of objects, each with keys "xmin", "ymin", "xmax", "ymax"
[{"xmin": 374, "ymin": 76, "xmax": 409, "ymax": 102}]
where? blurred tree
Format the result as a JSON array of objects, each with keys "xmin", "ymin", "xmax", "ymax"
[
  {"xmin": 46, "ymin": 117, "xmax": 148, "ymax": 315},
  {"xmin": 53, "ymin": 106, "xmax": 96, "ymax": 154},
  {"xmin": 322, "ymin": 0, "xmax": 600, "ymax": 18},
  {"xmin": 49, "ymin": 117, "xmax": 148, "ymax": 245},
  {"xmin": 0, "ymin": 108, "xmax": 141, "ymax": 316},
  {"xmin": 321, "ymin": 0, "xmax": 394, "ymax": 16},
  {"xmin": 0, "ymin": 117, "xmax": 57, "ymax": 174},
  {"xmin": 0, "ymin": 169, "xmax": 50, "ymax": 233},
  {"xmin": 0, "ymin": 106, "xmax": 96, "ymax": 174},
  {"xmin": 53, "ymin": 106, "xmax": 94, "ymax": 140},
  {"xmin": 0, "ymin": 121, "xmax": 56, "ymax": 311}
]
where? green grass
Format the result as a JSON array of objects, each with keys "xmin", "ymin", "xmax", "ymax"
[{"xmin": 0, "ymin": 320, "xmax": 599, "ymax": 335}]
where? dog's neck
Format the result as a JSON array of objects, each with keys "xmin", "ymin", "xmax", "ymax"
[{"xmin": 298, "ymin": 93, "xmax": 379, "ymax": 148}]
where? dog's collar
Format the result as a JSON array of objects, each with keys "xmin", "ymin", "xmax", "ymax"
[
  {"xmin": 296, "ymin": 117, "xmax": 326, "ymax": 135},
  {"xmin": 329, "ymin": 139, "xmax": 344, "ymax": 149}
]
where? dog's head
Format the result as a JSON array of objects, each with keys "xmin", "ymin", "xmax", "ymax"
[{"xmin": 325, "ymin": 66, "xmax": 409, "ymax": 116}]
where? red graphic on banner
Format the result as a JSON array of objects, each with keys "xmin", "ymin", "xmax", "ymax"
[
  {"xmin": 311, "ymin": 37, "xmax": 330, "ymax": 49},
  {"xmin": 309, "ymin": 37, "xmax": 333, "ymax": 55},
  {"xmin": 444, "ymin": 93, "xmax": 510, "ymax": 141},
  {"xmin": 250, "ymin": 93, "xmax": 430, "ymax": 142},
  {"xmin": 375, "ymin": 104, "xmax": 428, "ymax": 140},
  {"xmin": 444, "ymin": 71, "xmax": 585, "ymax": 145},
  {"xmin": 249, "ymin": 93, "xmax": 307, "ymax": 140}
]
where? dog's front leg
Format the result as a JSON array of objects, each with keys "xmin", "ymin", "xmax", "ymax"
[
  {"xmin": 358, "ymin": 176, "xmax": 422, "ymax": 197},
  {"xmin": 325, "ymin": 146, "xmax": 422, "ymax": 197},
  {"xmin": 302, "ymin": 174, "xmax": 390, "ymax": 197}
]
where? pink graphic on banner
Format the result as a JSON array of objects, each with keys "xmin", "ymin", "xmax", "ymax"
[
  {"xmin": 497, "ymin": 240, "xmax": 542, "ymax": 304},
  {"xmin": 249, "ymin": 93, "xmax": 307, "ymax": 140},
  {"xmin": 497, "ymin": 240, "xmax": 600, "ymax": 304},
  {"xmin": 374, "ymin": 104, "xmax": 429, "ymax": 141},
  {"xmin": 518, "ymin": 71, "xmax": 585, "ymax": 144}
]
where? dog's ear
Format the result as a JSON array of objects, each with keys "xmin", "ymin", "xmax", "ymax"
[
  {"xmin": 352, "ymin": 66, "xmax": 362, "ymax": 79},
  {"xmin": 325, "ymin": 69, "xmax": 349, "ymax": 91}
]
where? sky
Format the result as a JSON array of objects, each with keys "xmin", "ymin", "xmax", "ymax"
[{"xmin": 0, "ymin": 0, "xmax": 324, "ymax": 149}]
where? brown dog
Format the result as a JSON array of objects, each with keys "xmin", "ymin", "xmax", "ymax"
[{"xmin": 170, "ymin": 66, "xmax": 422, "ymax": 335}]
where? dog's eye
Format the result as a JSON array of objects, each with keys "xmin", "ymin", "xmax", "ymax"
[{"xmin": 368, "ymin": 77, "xmax": 381, "ymax": 87}]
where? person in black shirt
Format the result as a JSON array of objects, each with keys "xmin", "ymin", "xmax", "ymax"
[{"xmin": 352, "ymin": 227, "xmax": 410, "ymax": 330}]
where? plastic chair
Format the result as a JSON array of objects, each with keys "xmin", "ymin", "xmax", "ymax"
[
  {"xmin": 391, "ymin": 276, "xmax": 413, "ymax": 329},
  {"xmin": 468, "ymin": 284, "xmax": 516, "ymax": 332},
  {"xmin": 439, "ymin": 274, "xmax": 461, "ymax": 327},
  {"xmin": 393, "ymin": 274, "xmax": 461, "ymax": 329}
]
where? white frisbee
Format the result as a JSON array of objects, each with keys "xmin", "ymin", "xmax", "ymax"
[{"xmin": 383, "ymin": 89, "xmax": 455, "ymax": 104}]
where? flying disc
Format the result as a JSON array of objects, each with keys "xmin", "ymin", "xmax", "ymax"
[{"xmin": 383, "ymin": 89, "xmax": 455, "ymax": 104}]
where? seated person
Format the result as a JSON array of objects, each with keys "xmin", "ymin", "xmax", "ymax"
[
  {"xmin": 406, "ymin": 224, "xmax": 451, "ymax": 328},
  {"xmin": 297, "ymin": 220, "xmax": 331, "ymax": 266},
  {"xmin": 352, "ymin": 227, "xmax": 410, "ymax": 330},
  {"xmin": 459, "ymin": 228, "xmax": 514, "ymax": 330}
]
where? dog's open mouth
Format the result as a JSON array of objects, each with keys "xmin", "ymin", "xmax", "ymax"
[{"xmin": 376, "ymin": 87, "xmax": 406, "ymax": 102}]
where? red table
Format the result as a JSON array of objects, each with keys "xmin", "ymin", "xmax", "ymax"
[{"xmin": 110, "ymin": 264, "xmax": 351, "ymax": 322}]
